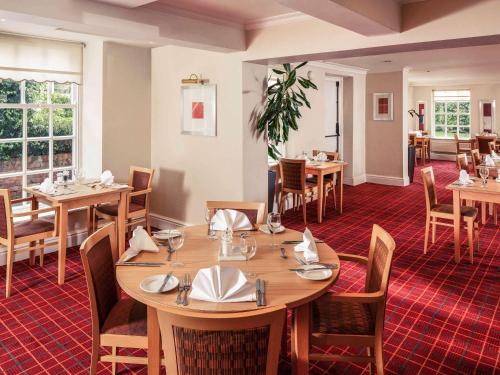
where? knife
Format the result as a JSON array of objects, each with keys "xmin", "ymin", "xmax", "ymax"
[
  {"xmin": 282, "ymin": 240, "xmax": 324, "ymax": 244},
  {"xmin": 116, "ymin": 262, "xmax": 165, "ymax": 267},
  {"xmin": 158, "ymin": 272, "xmax": 173, "ymax": 292},
  {"xmin": 289, "ymin": 265, "xmax": 338, "ymax": 272},
  {"xmin": 259, "ymin": 279, "xmax": 266, "ymax": 306},
  {"xmin": 256, "ymin": 279, "xmax": 262, "ymax": 306}
]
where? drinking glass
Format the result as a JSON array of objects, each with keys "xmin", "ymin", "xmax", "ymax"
[
  {"xmin": 240, "ymin": 237, "xmax": 257, "ymax": 278},
  {"xmin": 267, "ymin": 212, "xmax": 281, "ymax": 249},
  {"xmin": 168, "ymin": 229, "xmax": 185, "ymax": 267},
  {"xmin": 73, "ymin": 168, "xmax": 84, "ymax": 184},
  {"xmin": 479, "ymin": 166, "xmax": 489, "ymax": 187},
  {"xmin": 205, "ymin": 208, "xmax": 216, "ymax": 240}
]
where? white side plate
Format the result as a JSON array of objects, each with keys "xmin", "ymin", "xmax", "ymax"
[
  {"xmin": 140, "ymin": 274, "xmax": 179, "ymax": 293},
  {"xmin": 296, "ymin": 264, "xmax": 333, "ymax": 281}
]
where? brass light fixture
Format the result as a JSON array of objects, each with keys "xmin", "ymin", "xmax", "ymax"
[{"xmin": 181, "ymin": 74, "xmax": 208, "ymax": 85}]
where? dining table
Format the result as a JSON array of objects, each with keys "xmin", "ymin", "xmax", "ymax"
[
  {"xmin": 116, "ymin": 224, "xmax": 340, "ymax": 375},
  {"xmin": 446, "ymin": 177, "xmax": 500, "ymax": 263},
  {"xmin": 24, "ymin": 182, "xmax": 131, "ymax": 284}
]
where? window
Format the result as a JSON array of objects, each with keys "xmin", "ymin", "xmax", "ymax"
[
  {"xmin": 433, "ymin": 90, "xmax": 471, "ymax": 139},
  {"xmin": 0, "ymin": 79, "xmax": 79, "ymax": 199}
]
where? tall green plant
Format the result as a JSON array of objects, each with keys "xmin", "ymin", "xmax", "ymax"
[{"xmin": 257, "ymin": 62, "xmax": 317, "ymax": 160}]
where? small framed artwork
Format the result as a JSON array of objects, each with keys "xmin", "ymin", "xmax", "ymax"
[
  {"xmin": 373, "ymin": 93, "xmax": 393, "ymax": 121},
  {"xmin": 416, "ymin": 100, "xmax": 426, "ymax": 131},
  {"xmin": 181, "ymin": 84, "xmax": 217, "ymax": 136},
  {"xmin": 479, "ymin": 99, "xmax": 495, "ymax": 133}
]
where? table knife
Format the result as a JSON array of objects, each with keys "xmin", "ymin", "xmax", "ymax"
[
  {"xmin": 116, "ymin": 261, "xmax": 164, "ymax": 267},
  {"xmin": 282, "ymin": 240, "xmax": 324, "ymax": 244},
  {"xmin": 256, "ymin": 279, "xmax": 262, "ymax": 306},
  {"xmin": 259, "ymin": 280, "xmax": 266, "ymax": 306},
  {"xmin": 158, "ymin": 272, "xmax": 173, "ymax": 292},
  {"xmin": 289, "ymin": 265, "xmax": 337, "ymax": 272}
]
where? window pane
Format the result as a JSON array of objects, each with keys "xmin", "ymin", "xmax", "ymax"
[
  {"xmin": 434, "ymin": 102, "xmax": 445, "ymax": 113},
  {"xmin": 27, "ymin": 172, "xmax": 49, "ymax": 186},
  {"xmin": 0, "ymin": 176, "xmax": 22, "ymax": 199},
  {"xmin": 435, "ymin": 114, "xmax": 445, "ymax": 125},
  {"xmin": 459, "ymin": 127, "xmax": 471, "ymax": 139},
  {"xmin": 459, "ymin": 114, "xmax": 470, "ymax": 126},
  {"xmin": 446, "ymin": 102, "xmax": 457, "ymax": 113},
  {"xmin": 53, "ymin": 108, "xmax": 73, "ymax": 136},
  {"xmin": 435, "ymin": 126, "xmax": 445, "ymax": 138},
  {"xmin": 446, "ymin": 114, "xmax": 457, "ymax": 125},
  {"xmin": 0, "ymin": 79, "xmax": 21, "ymax": 103},
  {"xmin": 27, "ymin": 141, "xmax": 49, "ymax": 170},
  {"xmin": 459, "ymin": 102, "xmax": 470, "ymax": 113},
  {"xmin": 51, "ymin": 83, "xmax": 72, "ymax": 104},
  {"xmin": 27, "ymin": 108, "xmax": 49, "ymax": 137},
  {"xmin": 447, "ymin": 127, "xmax": 458, "ymax": 137},
  {"xmin": 0, "ymin": 142, "xmax": 22, "ymax": 173},
  {"xmin": 25, "ymin": 81, "xmax": 48, "ymax": 104},
  {"xmin": 0, "ymin": 108, "xmax": 23, "ymax": 139},
  {"xmin": 53, "ymin": 140, "xmax": 73, "ymax": 167}
]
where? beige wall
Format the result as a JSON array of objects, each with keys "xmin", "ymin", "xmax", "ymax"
[{"xmin": 102, "ymin": 42, "xmax": 151, "ymax": 181}]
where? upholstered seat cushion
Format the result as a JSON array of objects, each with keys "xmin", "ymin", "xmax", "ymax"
[
  {"xmin": 311, "ymin": 293, "xmax": 375, "ymax": 335},
  {"xmin": 101, "ymin": 298, "xmax": 147, "ymax": 336},
  {"xmin": 96, "ymin": 202, "xmax": 144, "ymax": 217},
  {"xmin": 431, "ymin": 204, "xmax": 477, "ymax": 217},
  {"xmin": 14, "ymin": 219, "xmax": 54, "ymax": 238}
]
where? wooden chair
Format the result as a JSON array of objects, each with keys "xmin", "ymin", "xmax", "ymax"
[
  {"xmin": 311, "ymin": 150, "xmax": 339, "ymax": 214},
  {"xmin": 308, "ymin": 224, "xmax": 396, "ymax": 374},
  {"xmin": 456, "ymin": 153, "xmax": 469, "ymax": 172},
  {"xmin": 206, "ymin": 201, "xmax": 266, "ymax": 225},
  {"xmin": 279, "ymin": 158, "xmax": 318, "ymax": 225},
  {"xmin": 454, "ymin": 134, "xmax": 474, "ymax": 167},
  {"xmin": 157, "ymin": 305, "xmax": 286, "ymax": 375},
  {"xmin": 488, "ymin": 141, "xmax": 497, "ymax": 153},
  {"xmin": 470, "ymin": 149, "xmax": 482, "ymax": 175},
  {"xmin": 80, "ymin": 222, "xmax": 149, "ymax": 374},
  {"xmin": 415, "ymin": 137, "xmax": 429, "ymax": 165},
  {"xmin": 0, "ymin": 189, "xmax": 59, "ymax": 297},
  {"xmin": 312, "ymin": 149, "xmax": 339, "ymax": 161},
  {"xmin": 476, "ymin": 135, "xmax": 497, "ymax": 155},
  {"xmin": 421, "ymin": 167, "xmax": 478, "ymax": 263},
  {"xmin": 94, "ymin": 166, "xmax": 154, "ymax": 235},
  {"xmin": 469, "ymin": 149, "xmax": 497, "ymax": 225}
]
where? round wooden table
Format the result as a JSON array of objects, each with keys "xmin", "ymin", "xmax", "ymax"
[{"xmin": 116, "ymin": 225, "xmax": 340, "ymax": 375}]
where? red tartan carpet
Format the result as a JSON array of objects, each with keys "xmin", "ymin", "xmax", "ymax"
[{"xmin": 0, "ymin": 160, "xmax": 499, "ymax": 374}]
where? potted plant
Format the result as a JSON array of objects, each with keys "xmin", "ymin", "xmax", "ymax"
[{"xmin": 257, "ymin": 62, "xmax": 317, "ymax": 211}]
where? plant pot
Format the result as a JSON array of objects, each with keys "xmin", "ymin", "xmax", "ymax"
[{"xmin": 268, "ymin": 170, "xmax": 276, "ymax": 213}]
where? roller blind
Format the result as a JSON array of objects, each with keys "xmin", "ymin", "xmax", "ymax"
[{"xmin": 0, "ymin": 33, "xmax": 83, "ymax": 84}]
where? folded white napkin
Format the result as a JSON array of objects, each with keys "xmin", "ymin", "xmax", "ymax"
[
  {"xmin": 416, "ymin": 130, "xmax": 422, "ymax": 137},
  {"xmin": 39, "ymin": 178, "xmax": 55, "ymax": 194},
  {"xmin": 485, "ymin": 155, "xmax": 495, "ymax": 167},
  {"xmin": 210, "ymin": 209, "xmax": 253, "ymax": 231},
  {"xmin": 491, "ymin": 151, "xmax": 500, "ymax": 160},
  {"xmin": 100, "ymin": 170, "xmax": 114, "ymax": 186},
  {"xmin": 315, "ymin": 152, "xmax": 328, "ymax": 162},
  {"xmin": 122, "ymin": 226, "xmax": 159, "ymax": 262},
  {"xmin": 294, "ymin": 227, "xmax": 319, "ymax": 263},
  {"xmin": 458, "ymin": 170, "xmax": 472, "ymax": 185},
  {"xmin": 189, "ymin": 265, "xmax": 256, "ymax": 303}
]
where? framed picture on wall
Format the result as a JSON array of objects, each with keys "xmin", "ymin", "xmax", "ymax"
[
  {"xmin": 181, "ymin": 84, "xmax": 217, "ymax": 136},
  {"xmin": 416, "ymin": 100, "xmax": 426, "ymax": 131},
  {"xmin": 479, "ymin": 99, "xmax": 495, "ymax": 133},
  {"xmin": 373, "ymin": 92, "xmax": 393, "ymax": 121}
]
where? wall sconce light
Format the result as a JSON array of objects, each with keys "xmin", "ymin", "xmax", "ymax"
[{"xmin": 181, "ymin": 74, "xmax": 209, "ymax": 85}]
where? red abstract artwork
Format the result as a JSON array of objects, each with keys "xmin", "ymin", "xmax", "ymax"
[
  {"xmin": 192, "ymin": 102, "xmax": 204, "ymax": 119},
  {"xmin": 378, "ymin": 98, "xmax": 389, "ymax": 114}
]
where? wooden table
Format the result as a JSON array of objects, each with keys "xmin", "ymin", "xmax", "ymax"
[
  {"xmin": 116, "ymin": 225, "xmax": 340, "ymax": 375},
  {"xmin": 25, "ymin": 183, "xmax": 131, "ymax": 284},
  {"xmin": 446, "ymin": 179, "xmax": 500, "ymax": 262}
]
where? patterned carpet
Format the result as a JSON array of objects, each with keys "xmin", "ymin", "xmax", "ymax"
[{"xmin": 0, "ymin": 161, "xmax": 498, "ymax": 374}]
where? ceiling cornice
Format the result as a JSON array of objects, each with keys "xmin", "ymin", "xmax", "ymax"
[{"xmin": 245, "ymin": 12, "xmax": 312, "ymax": 30}]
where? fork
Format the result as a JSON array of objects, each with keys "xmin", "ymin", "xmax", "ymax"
[
  {"xmin": 176, "ymin": 280, "xmax": 184, "ymax": 304},
  {"xmin": 182, "ymin": 273, "xmax": 191, "ymax": 306}
]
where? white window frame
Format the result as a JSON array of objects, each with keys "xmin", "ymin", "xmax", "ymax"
[
  {"xmin": 432, "ymin": 90, "xmax": 471, "ymax": 139},
  {"xmin": 0, "ymin": 80, "xmax": 79, "ymax": 198}
]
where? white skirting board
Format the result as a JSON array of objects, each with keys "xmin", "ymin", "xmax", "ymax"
[{"xmin": 366, "ymin": 174, "xmax": 410, "ymax": 187}]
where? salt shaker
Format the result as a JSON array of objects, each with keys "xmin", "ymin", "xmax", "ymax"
[{"xmin": 220, "ymin": 228, "xmax": 233, "ymax": 257}]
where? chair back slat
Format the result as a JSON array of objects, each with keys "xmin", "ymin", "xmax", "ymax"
[
  {"xmin": 129, "ymin": 166, "xmax": 154, "ymax": 208},
  {"xmin": 421, "ymin": 166, "xmax": 438, "ymax": 211},
  {"xmin": 0, "ymin": 190, "xmax": 11, "ymax": 240},
  {"xmin": 456, "ymin": 153, "xmax": 468, "ymax": 172},
  {"xmin": 471, "ymin": 149, "xmax": 481, "ymax": 178},
  {"xmin": 279, "ymin": 158, "xmax": 305, "ymax": 192}
]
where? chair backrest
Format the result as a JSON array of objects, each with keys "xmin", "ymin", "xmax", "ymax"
[
  {"xmin": 471, "ymin": 149, "xmax": 482, "ymax": 178},
  {"xmin": 279, "ymin": 158, "xmax": 305, "ymax": 193},
  {"xmin": 456, "ymin": 153, "xmax": 469, "ymax": 172},
  {"xmin": 476, "ymin": 135, "xmax": 497, "ymax": 154},
  {"xmin": 206, "ymin": 201, "xmax": 266, "ymax": 225},
  {"xmin": 312, "ymin": 150, "xmax": 339, "ymax": 161},
  {"xmin": 421, "ymin": 166, "xmax": 438, "ymax": 212},
  {"xmin": 128, "ymin": 166, "xmax": 154, "ymax": 208},
  {"xmin": 157, "ymin": 306, "xmax": 286, "ymax": 375},
  {"xmin": 80, "ymin": 223, "xmax": 119, "ymax": 335},
  {"xmin": 488, "ymin": 141, "xmax": 496, "ymax": 152},
  {"xmin": 0, "ymin": 189, "xmax": 13, "ymax": 243},
  {"xmin": 408, "ymin": 134, "xmax": 416, "ymax": 146}
]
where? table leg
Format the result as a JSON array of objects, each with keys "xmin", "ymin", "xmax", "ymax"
[
  {"xmin": 453, "ymin": 190, "xmax": 461, "ymax": 263},
  {"xmin": 57, "ymin": 205, "xmax": 68, "ymax": 285},
  {"xmin": 338, "ymin": 167, "xmax": 344, "ymax": 214},
  {"xmin": 317, "ymin": 171, "xmax": 324, "ymax": 224},
  {"xmin": 87, "ymin": 205, "xmax": 95, "ymax": 236},
  {"xmin": 29, "ymin": 198, "xmax": 39, "ymax": 266},
  {"xmin": 292, "ymin": 303, "xmax": 310, "ymax": 375},
  {"xmin": 117, "ymin": 191, "xmax": 127, "ymax": 256},
  {"xmin": 147, "ymin": 306, "xmax": 161, "ymax": 375}
]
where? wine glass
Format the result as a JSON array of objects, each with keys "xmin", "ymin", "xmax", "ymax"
[
  {"xmin": 240, "ymin": 237, "xmax": 257, "ymax": 278},
  {"xmin": 73, "ymin": 168, "xmax": 85, "ymax": 184},
  {"xmin": 267, "ymin": 212, "xmax": 281, "ymax": 249},
  {"xmin": 168, "ymin": 229, "xmax": 185, "ymax": 267},
  {"xmin": 205, "ymin": 208, "xmax": 216, "ymax": 240},
  {"xmin": 479, "ymin": 165, "xmax": 489, "ymax": 187}
]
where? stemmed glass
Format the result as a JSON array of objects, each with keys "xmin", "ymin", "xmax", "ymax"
[
  {"xmin": 267, "ymin": 212, "xmax": 281, "ymax": 249},
  {"xmin": 205, "ymin": 208, "xmax": 217, "ymax": 240},
  {"xmin": 73, "ymin": 168, "xmax": 84, "ymax": 184},
  {"xmin": 168, "ymin": 229, "xmax": 185, "ymax": 267},
  {"xmin": 479, "ymin": 165, "xmax": 489, "ymax": 187},
  {"xmin": 240, "ymin": 237, "xmax": 257, "ymax": 278}
]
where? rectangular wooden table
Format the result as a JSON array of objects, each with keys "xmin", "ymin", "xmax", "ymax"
[
  {"xmin": 446, "ymin": 179, "xmax": 500, "ymax": 262},
  {"xmin": 24, "ymin": 183, "xmax": 131, "ymax": 284}
]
